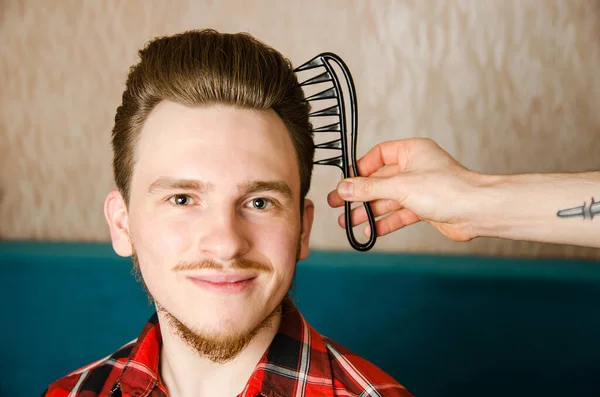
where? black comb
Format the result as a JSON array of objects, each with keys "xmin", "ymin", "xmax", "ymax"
[{"xmin": 294, "ymin": 52, "xmax": 376, "ymax": 252}]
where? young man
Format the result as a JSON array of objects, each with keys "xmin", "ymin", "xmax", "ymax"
[{"xmin": 43, "ymin": 30, "xmax": 412, "ymax": 397}]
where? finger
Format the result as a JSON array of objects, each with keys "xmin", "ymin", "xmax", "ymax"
[
  {"xmin": 355, "ymin": 140, "xmax": 410, "ymax": 176},
  {"xmin": 338, "ymin": 199, "xmax": 403, "ymax": 228},
  {"xmin": 337, "ymin": 175, "xmax": 405, "ymax": 203},
  {"xmin": 351, "ymin": 163, "xmax": 402, "ymax": 178},
  {"xmin": 367, "ymin": 164, "xmax": 401, "ymax": 178},
  {"xmin": 364, "ymin": 208, "xmax": 421, "ymax": 237},
  {"xmin": 329, "ymin": 164, "xmax": 401, "ymax": 207},
  {"xmin": 327, "ymin": 189, "xmax": 345, "ymax": 208}
]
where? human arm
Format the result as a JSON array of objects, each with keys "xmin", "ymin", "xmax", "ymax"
[{"xmin": 327, "ymin": 138, "xmax": 600, "ymax": 248}]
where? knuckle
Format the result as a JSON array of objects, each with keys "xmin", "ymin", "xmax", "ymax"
[{"xmin": 420, "ymin": 137, "xmax": 437, "ymax": 150}]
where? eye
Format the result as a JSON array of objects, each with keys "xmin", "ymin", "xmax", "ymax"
[
  {"xmin": 169, "ymin": 194, "xmax": 196, "ymax": 206},
  {"xmin": 247, "ymin": 197, "xmax": 273, "ymax": 210}
]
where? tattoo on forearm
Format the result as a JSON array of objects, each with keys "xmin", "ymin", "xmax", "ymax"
[{"xmin": 556, "ymin": 197, "xmax": 599, "ymax": 220}]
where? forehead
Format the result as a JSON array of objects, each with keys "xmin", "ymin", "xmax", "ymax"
[{"xmin": 132, "ymin": 101, "xmax": 300, "ymax": 193}]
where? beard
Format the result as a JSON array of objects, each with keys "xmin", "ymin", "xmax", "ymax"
[
  {"xmin": 129, "ymin": 238, "xmax": 301, "ymax": 363},
  {"xmin": 156, "ymin": 297, "xmax": 281, "ymax": 363}
]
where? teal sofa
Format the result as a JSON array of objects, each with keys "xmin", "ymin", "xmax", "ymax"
[{"xmin": 1, "ymin": 241, "xmax": 599, "ymax": 397}]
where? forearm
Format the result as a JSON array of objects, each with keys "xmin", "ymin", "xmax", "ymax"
[{"xmin": 470, "ymin": 171, "xmax": 600, "ymax": 248}]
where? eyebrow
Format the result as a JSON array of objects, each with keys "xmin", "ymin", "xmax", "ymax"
[
  {"xmin": 147, "ymin": 177, "xmax": 293, "ymax": 199},
  {"xmin": 147, "ymin": 177, "xmax": 214, "ymax": 194},
  {"xmin": 238, "ymin": 180, "xmax": 294, "ymax": 200}
]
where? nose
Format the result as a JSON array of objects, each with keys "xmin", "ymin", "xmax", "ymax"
[{"xmin": 196, "ymin": 208, "xmax": 251, "ymax": 261}]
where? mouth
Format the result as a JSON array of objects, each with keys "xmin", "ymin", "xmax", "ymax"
[{"xmin": 186, "ymin": 273, "xmax": 258, "ymax": 295}]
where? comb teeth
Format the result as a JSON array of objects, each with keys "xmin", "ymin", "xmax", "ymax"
[
  {"xmin": 315, "ymin": 138, "xmax": 342, "ymax": 150},
  {"xmin": 305, "ymin": 87, "xmax": 337, "ymax": 102},
  {"xmin": 314, "ymin": 155, "xmax": 343, "ymax": 168},
  {"xmin": 308, "ymin": 105, "xmax": 340, "ymax": 117},
  {"xmin": 312, "ymin": 122, "xmax": 340, "ymax": 133},
  {"xmin": 293, "ymin": 56, "xmax": 324, "ymax": 72},
  {"xmin": 298, "ymin": 71, "xmax": 332, "ymax": 86}
]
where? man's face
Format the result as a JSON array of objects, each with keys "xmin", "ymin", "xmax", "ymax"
[{"xmin": 106, "ymin": 102, "xmax": 313, "ymax": 353}]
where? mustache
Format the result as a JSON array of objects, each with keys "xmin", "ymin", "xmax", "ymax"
[{"xmin": 172, "ymin": 258, "xmax": 271, "ymax": 272}]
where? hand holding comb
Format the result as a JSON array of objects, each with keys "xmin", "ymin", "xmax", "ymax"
[{"xmin": 294, "ymin": 53, "xmax": 377, "ymax": 252}]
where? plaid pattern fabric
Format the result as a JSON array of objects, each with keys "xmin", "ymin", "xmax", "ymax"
[{"xmin": 43, "ymin": 301, "xmax": 413, "ymax": 397}]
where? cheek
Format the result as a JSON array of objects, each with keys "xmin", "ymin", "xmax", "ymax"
[
  {"xmin": 129, "ymin": 209, "xmax": 195, "ymax": 270},
  {"xmin": 253, "ymin": 217, "xmax": 300, "ymax": 273}
]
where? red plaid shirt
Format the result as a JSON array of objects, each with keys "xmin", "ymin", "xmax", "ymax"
[{"xmin": 43, "ymin": 301, "xmax": 413, "ymax": 397}]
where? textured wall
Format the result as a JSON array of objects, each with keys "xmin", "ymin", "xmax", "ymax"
[{"xmin": 2, "ymin": 0, "xmax": 600, "ymax": 258}]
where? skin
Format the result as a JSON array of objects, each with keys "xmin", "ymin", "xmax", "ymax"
[{"xmin": 104, "ymin": 102, "xmax": 314, "ymax": 397}]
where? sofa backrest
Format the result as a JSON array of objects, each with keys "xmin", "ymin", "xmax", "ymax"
[{"xmin": 2, "ymin": 242, "xmax": 599, "ymax": 397}]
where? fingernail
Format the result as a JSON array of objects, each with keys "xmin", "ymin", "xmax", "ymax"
[{"xmin": 338, "ymin": 181, "xmax": 353, "ymax": 198}]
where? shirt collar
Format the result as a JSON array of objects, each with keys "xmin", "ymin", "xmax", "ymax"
[
  {"xmin": 243, "ymin": 298, "xmax": 335, "ymax": 397},
  {"xmin": 117, "ymin": 313, "xmax": 162, "ymax": 396}
]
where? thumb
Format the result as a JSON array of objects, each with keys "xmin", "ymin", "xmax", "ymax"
[{"xmin": 336, "ymin": 176, "xmax": 400, "ymax": 202}]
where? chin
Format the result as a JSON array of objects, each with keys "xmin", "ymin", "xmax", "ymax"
[
  {"xmin": 206, "ymin": 322, "xmax": 256, "ymax": 342},
  {"xmin": 177, "ymin": 306, "xmax": 257, "ymax": 332}
]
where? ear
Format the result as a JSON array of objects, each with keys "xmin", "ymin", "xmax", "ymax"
[
  {"xmin": 298, "ymin": 198, "xmax": 315, "ymax": 260},
  {"xmin": 104, "ymin": 189, "xmax": 133, "ymax": 257}
]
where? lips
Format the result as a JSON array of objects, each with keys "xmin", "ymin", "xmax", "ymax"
[
  {"xmin": 186, "ymin": 273, "xmax": 258, "ymax": 294},
  {"xmin": 189, "ymin": 274, "xmax": 257, "ymax": 283}
]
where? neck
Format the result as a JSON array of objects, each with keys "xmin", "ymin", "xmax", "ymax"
[{"xmin": 157, "ymin": 311, "xmax": 281, "ymax": 397}]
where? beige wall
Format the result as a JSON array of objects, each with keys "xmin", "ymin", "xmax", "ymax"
[{"xmin": 2, "ymin": 0, "xmax": 599, "ymax": 258}]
